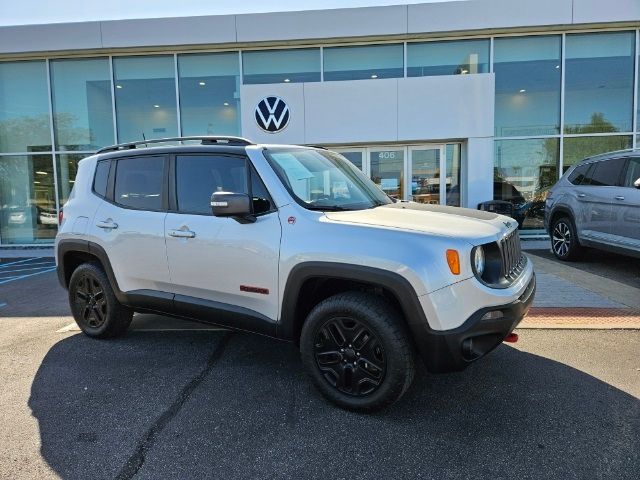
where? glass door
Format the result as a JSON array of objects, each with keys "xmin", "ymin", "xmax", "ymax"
[
  {"xmin": 332, "ymin": 147, "xmax": 366, "ymax": 174},
  {"xmin": 409, "ymin": 146, "xmax": 444, "ymax": 204},
  {"xmin": 369, "ymin": 147, "xmax": 405, "ymax": 200}
]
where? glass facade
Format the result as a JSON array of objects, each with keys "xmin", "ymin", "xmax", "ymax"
[
  {"xmin": 242, "ymin": 48, "xmax": 320, "ymax": 84},
  {"xmin": 0, "ymin": 61, "xmax": 51, "ymax": 153},
  {"xmin": 324, "ymin": 44, "xmax": 404, "ymax": 81},
  {"xmin": 113, "ymin": 56, "xmax": 179, "ymax": 143},
  {"xmin": 494, "ymin": 36, "xmax": 562, "ymax": 137},
  {"xmin": 0, "ymin": 154, "xmax": 56, "ymax": 244},
  {"xmin": 494, "ymin": 138, "xmax": 559, "ymax": 230},
  {"xmin": 407, "ymin": 39, "xmax": 489, "ymax": 77},
  {"xmin": 178, "ymin": 53, "xmax": 240, "ymax": 136},
  {"xmin": 50, "ymin": 58, "xmax": 114, "ymax": 150},
  {"xmin": 564, "ymin": 32, "xmax": 635, "ymax": 134},
  {"xmin": 0, "ymin": 28, "xmax": 639, "ymax": 243}
]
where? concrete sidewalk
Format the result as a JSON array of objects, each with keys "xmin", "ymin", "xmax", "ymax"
[{"xmin": 521, "ymin": 247, "xmax": 640, "ymax": 329}]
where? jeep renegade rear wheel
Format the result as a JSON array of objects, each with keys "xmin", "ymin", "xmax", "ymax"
[
  {"xmin": 300, "ymin": 292, "xmax": 414, "ymax": 412},
  {"xmin": 69, "ymin": 263, "xmax": 133, "ymax": 338}
]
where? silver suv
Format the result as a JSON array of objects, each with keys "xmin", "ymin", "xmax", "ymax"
[
  {"xmin": 56, "ymin": 136, "xmax": 535, "ymax": 411},
  {"xmin": 545, "ymin": 150, "xmax": 640, "ymax": 261}
]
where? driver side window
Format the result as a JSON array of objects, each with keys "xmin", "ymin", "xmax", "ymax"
[{"xmin": 175, "ymin": 155, "xmax": 274, "ymax": 215}]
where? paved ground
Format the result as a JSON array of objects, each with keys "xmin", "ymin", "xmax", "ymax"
[{"xmin": 0, "ymin": 250, "xmax": 639, "ymax": 479}]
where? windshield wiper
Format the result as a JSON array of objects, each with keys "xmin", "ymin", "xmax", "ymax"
[{"xmin": 305, "ymin": 205, "xmax": 351, "ymax": 211}]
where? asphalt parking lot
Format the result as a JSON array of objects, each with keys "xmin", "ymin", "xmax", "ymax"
[{"xmin": 0, "ymin": 256, "xmax": 639, "ymax": 479}]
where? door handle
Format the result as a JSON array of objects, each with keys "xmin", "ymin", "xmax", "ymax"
[
  {"xmin": 577, "ymin": 193, "xmax": 586, "ymax": 198},
  {"xmin": 96, "ymin": 220, "xmax": 118, "ymax": 229},
  {"xmin": 169, "ymin": 229, "xmax": 196, "ymax": 238},
  {"xmin": 614, "ymin": 196, "xmax": 625, "ymax": 201}
]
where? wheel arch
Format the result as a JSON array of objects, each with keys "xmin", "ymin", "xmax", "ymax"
[
  {"xmin": 278, "ymin": 262, "xmax": 428, "ymax": 344},
  {"xmin": 57, "ymin": 239, "xmax": 126, "ymax": 303}
]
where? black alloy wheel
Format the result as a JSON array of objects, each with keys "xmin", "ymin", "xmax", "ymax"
[
  {"xmin": 300, "ymin": 291, "xmax": 415, "ymax": 412},
  {"xmin": 314, "ymin": 317, "xmax": 386, "ymax": 396},
  {"xmin": 74, "ymin": 273, "xmax": 108, "ymax": 329},
  {"xmin": 69, "ymin": 263, "xmax": 133, "ymax": 338}
]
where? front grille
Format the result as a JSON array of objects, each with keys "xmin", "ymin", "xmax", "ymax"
[{"xmin": 499, "ymin": 229, "xmax": 525, "ymax": 280}]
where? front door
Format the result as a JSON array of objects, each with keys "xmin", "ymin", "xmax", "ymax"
[{"xmin": 164, "ymin": 153, "xmax": 282, "ymax": 322}]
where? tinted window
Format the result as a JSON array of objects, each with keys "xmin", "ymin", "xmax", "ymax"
[
  {"xmin": 242, "ymin": 48, "xmax": 320, "ymax": 84},
  {"xmin": 176, "ymin": 155, "xmax": 248, "ymax": 214},
  {"xmin": 586, "ymin": 158, "xmax": 626, "ymax": 187},
  {"xmin": 114, "ymin": 156, "xmax": 164, "ymax": 210},
  {"xmin": 250, "ymin": 166, "xmax": 274, "ymax": 215},
  {"xmin": 323, "ymin": 44, "xmax": 403, "ymax": 81},
  {"xmin": 568, "ymin": 163, "xmax": 589, "ymax": 185},
  {"xmin": 93, "ymin": 160, "xmax": 110, "ymax": 197},
  {"xmin": 407, "ymin": 39, "xmax": 489, "ymax": 77},
  {"xmin": 623, "ymin": 158, "xmax": 640, "ymax": 188}
]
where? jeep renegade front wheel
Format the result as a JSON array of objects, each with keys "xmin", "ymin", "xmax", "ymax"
[
  {"xmin": 300, "ymin": 292, "xmax": 415, "ymax": 412},
  {"xmin": 69, "ymin": 263, "xmax": 133, "ymax": 338}
]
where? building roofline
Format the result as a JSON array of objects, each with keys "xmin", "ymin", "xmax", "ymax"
[{"xmin": 0, "ymin": 0, "xmax": 638, "ymax": 57}]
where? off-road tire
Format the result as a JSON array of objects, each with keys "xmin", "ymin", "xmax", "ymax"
[
  {"xmin": 300, "ymin": 291, "xmax": 415, "ymax": 412},
  {"xmin": 68, "ymin": 263, "xmax": 133, "ymax": 338}
]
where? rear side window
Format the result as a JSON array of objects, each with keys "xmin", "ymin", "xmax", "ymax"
[
  {"xmin": 623, "ymin": 158, "xmax": 640, "ymax": 188},
  {"xmin": 93, "ymin": 160, "xmax": 110, "ymax": 197},
  {"xmin": 114, "ymin": 156, "xmax": 164, "ymax": 210},
  {"xmin": 586, "ymin": 158, "xmax": 626, "ymax": 187},
  {"xmin": 567, "ymin": 163, "xmax": 589, "ymax": 185},
  {"xmin": 176, "ymin": 155, "xmax": 249, "ymax": 214}
]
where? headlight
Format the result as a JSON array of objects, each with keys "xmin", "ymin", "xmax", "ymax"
[{"xmin": 472, "ymin": 246, "xmax": 485, "ymax": 277}]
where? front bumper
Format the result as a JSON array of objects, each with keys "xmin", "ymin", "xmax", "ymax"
[{"xmin": 409, "ymin": 273, "xmax": 536, "ymax": 373}]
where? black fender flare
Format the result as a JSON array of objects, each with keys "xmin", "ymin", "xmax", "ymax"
[
  {"xmin": 277, "ymin": 261, "xmax": 429, "ymax": 341},
  {"xmin": 57, "ymin": 239, "xmax": 127, "ymax": 304}
]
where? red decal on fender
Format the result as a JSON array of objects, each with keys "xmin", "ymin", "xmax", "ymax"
[{"xmin": 240, "ymin": 285, "xmax": 270, "ymax": 295}]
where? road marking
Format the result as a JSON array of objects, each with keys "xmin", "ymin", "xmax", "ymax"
[
  {"xmin": 0, "ymin": 257, "xmax": 39, "ymax": 269},
  {"xmin": 0, "ymin": 267, "xmax": 57, "ymax": 285},
  {"xmin": 0, "ymin": 265, "xmax": 56, "ymax": 276}
]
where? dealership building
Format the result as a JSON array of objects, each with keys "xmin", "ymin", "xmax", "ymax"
[{"xmin": 0, "ymin": 0, "xmax": 639, "ymax": 245}]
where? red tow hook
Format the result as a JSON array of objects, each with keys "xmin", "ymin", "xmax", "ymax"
[{"xmin": 504, "ymin": 333, "xmax": 519, "ymax": 343}]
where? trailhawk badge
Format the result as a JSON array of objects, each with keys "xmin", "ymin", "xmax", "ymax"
[{"xmin": 255, "ymin": 96, "xmax": 290, "ymax": 133}]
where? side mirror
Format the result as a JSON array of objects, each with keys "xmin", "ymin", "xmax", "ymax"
[
  {"xmin": 634, "ymin": 178, "xmax": 640, "ymax": 189},
  {"xmin": 210, "ymin": 192, "xmax": 255, "ymax": 223}
]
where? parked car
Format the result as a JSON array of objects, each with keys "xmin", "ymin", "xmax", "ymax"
[
  {"xmin": 545, "ymin": 149, "xmax": 640, "ymax": 260},
  {"xmin": 56, "ymin": 136, "xmax": 535, "ymax": 411}
]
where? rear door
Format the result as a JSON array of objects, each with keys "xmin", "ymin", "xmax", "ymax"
[
  {"xmin": 611, "ymin": 157, "xmax": 640, "ymax": 249},
  {"xmin": 90, "ymin": 154, "xmax": 171, "ymax": 293},
  {"xmin": 164, "ymin": 153, "xmax": 282, "ymax": 322},
  {"xmin": 577, "ymin": 158, "xmax": 626, "ymax": 243}
]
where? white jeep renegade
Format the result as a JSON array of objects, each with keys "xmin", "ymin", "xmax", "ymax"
[{"xmin": 56, "ymin": 136, "xmax": 535, "ymax": 411}]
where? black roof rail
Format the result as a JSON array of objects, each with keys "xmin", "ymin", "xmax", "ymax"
[{"xmin": 96, "ymin": 136, "xmax": 253, "ymax": 154}]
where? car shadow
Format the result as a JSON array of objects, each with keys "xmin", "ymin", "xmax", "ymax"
[{"xmin": 29, "ymin": 331, "xmax": 639, "ymax": 479}]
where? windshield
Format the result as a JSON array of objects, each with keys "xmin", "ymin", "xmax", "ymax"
[{"xmin": 264, "ymin": 147, "xmax": 393, "ymax": 211}]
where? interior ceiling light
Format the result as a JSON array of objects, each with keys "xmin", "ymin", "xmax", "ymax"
[
  {"xmin": 519, "ymin": 89, "xmax": 526, "ymax": 93},
  {"xmin": 199, "ymin": 81, "xmax": 206, "ymax": 86},
  {"xmin": 35, "ymin": 171, "xmax": 48, "ymax": 175},
  {"xmin": 283, "ymin": 78, "xmax": 291, "ymax": 83},
  {"xmin": 460, "ymin": 69, "xmax": 468, "ymax": 74},
  {"xmin": 371, "ymin": 74, "xmax": 378, "ymax": 79},
  {"xmin": 223, "ymin": 102, "xmax": 230, "ymax": 106},
  {"xmin": 116, "ymin": 84, "xmax": 123, "ymax": 89},
  {"xmin": 154, "ymin": 104, "xmax": 160, "ymax": 108}
]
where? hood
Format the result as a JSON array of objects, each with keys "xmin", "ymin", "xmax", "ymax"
[{"xmin": 324, "ymin": 202, "xmax": 515, "ymax": 245}]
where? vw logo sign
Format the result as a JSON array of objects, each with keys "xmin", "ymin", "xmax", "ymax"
[{"xmin": 255, "ymin": 96, "xmax": 290, "ymax": 133}]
